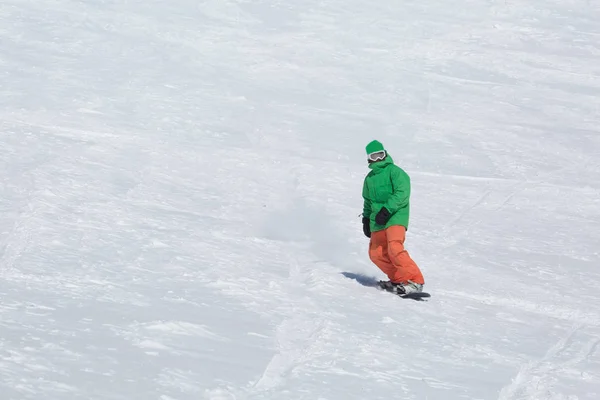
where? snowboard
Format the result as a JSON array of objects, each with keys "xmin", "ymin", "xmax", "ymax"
[
  {"xmin": 396, "ymin": 291, "xmax": 431, "ymax": 301},
  {"xmin": 377, "ymin": 285, "xmax": 431, "ymax": 301},
  {"xmin": 341, "ymin": 272, "xmax": 430, "ymax": 301}
]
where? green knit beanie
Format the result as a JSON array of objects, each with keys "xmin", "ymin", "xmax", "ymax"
[{"xmin": 366, "ymin": 140, "xmax": 385, "ymax": 155}]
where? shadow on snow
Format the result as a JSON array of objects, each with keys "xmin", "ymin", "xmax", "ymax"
[{"xmin": 341, "ymin": 272, "xmax": 380, "ymax": 288}]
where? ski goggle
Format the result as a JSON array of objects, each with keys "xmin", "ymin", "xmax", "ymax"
[{"xmin": 367, "ymin": 150, "xmax": 387, "ymax": 162}]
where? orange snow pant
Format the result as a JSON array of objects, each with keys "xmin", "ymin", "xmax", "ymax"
[{"xmin": 369, "ymin": 225, "xmax": 424, "ymax": 285}]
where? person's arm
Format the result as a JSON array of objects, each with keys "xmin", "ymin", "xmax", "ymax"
[
  {"xmin": 362, "ymin": 179, "xmax": 372, "ymax": 237},
  {"xmin": 384, "ymin": 166, "xmax": 410, "ymax": 213},
  {"xmin": 362, "ymin": 178, "xmax": 372, "ymax": 218}
]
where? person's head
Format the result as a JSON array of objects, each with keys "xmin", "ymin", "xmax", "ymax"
[{"xmin": 365, "ymin": 140, "xmax": 387, "ymax": 164}]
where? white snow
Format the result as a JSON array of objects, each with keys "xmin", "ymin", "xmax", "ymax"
[{"xmin": 1, "ymin": 0, "xmax": 600, "ymax": 399}]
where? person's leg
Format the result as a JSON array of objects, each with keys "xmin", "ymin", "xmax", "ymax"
[
  {"xmin": 386, "ymin": 225, "xmax": 425, "ymax": 286},
  {"xmin": 368, "ymin": 229, "xmax": 396, "ymax": 281}
]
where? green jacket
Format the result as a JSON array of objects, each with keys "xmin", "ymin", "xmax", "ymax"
[{"xmin": 362, "ymin": 155, "xmax": 411, "ymax": 232}]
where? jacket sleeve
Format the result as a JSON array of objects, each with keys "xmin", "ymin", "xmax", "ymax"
[
  {"xmin": 362, "ymin": 178, "xmax": 372, "ymax": 218},
  {"xmin": 384, "ymin": 166, "xmax": 410, "ymax": 213}
]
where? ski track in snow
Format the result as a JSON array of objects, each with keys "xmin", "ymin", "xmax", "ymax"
[
  {"xmin": 439, "ymin": 290, "xmax": 600, "ymax": 327},
  {"xmin": 499, "ymin": 325, "xmax": 600, "ymax": 400},
  {"xmin": 249, "ymin": 261, "xmax": 327, "ymax": 393},
  {"xmin": 252, "ymin": 316, "xmax": 327, "ymax": 392}
]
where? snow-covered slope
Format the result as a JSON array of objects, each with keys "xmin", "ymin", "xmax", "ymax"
[{"xmin": 1, "ymin": 1, "xmax": 600, "ymax": 399}]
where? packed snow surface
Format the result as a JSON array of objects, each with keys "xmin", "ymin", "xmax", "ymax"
[{"xmin": 1, "ymin": 0, "xmax": 600, "ymax": 399}]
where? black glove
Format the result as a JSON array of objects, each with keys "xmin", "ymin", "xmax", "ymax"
[
  {"xmin": 375, "ymin": 207, "xmax": 391, "ymax": 225},
  {"xmin": 362, "ymin": 217, "xmax": 371, "ymax": 238}
]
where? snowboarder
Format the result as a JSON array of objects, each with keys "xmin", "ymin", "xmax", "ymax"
[{"xmin": 361, "ymin": 140, "xmax": 425, "ymax": 295}]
